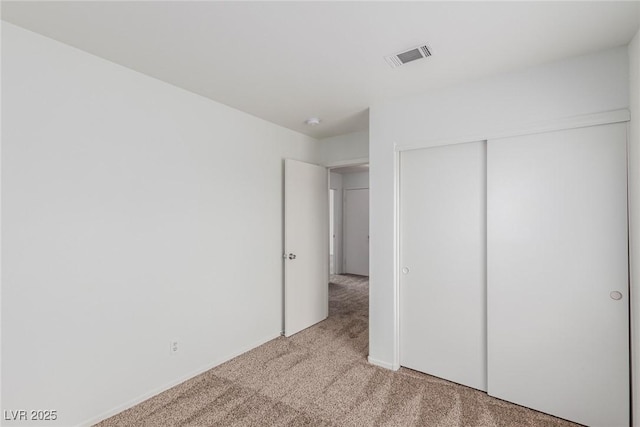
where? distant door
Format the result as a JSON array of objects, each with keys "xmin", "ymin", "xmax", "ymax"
[
  {"xmin": 329, "ymin": 189, "xmax": 336, "ymax": 275},
  {"xmin": 400, "ymin": 141, "xmax": 487, "ymax": 391},
  {"xmin": 284, "ymin": 159, "xmax": 329, "ymax": 337},
  {"xmin": 344, "ymin": 188, "xmax": 369, "ymax": 276},
  {"xmin": 487, "ymin": 123, "xmax": 629, "ymax": 427}
]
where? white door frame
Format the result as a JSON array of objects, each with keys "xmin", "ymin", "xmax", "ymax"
[
  {"xmin": 282, "ymin": 157, "xmax": 369, "ymax": 335},
  {"xmin": 326, "ymin": 158, "xmax": 369, "ymax": 169},
  {"xmin": 391, "ymin": 109, "xmax": 631, "ymax": 373}
]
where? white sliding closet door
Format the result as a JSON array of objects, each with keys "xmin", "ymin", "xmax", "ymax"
[
  {"xmin": 400, "ymin": 141, "xmax": 487, "ymax": 391},
  {"xmin": 487, "ymin": 123, "xmax": 629, "ymax": 427}
]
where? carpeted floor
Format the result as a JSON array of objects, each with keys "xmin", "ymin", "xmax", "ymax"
[{"xmin": 97, "ymin": 275, "xmax": 578, "ymax": 427}]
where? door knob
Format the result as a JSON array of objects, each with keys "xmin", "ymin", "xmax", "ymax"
[{"xmin": 288, "ymin": 253, "xmax": 297, "ymax": 260}]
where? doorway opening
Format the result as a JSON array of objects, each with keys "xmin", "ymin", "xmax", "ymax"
[
  {"xmin": 283, "ymin": 158, "xmax": 368, "ymax": 338},
  {"xmin": 326, "ymin": 161, "xmax": 370, "ymax": 357},
  {"xmin": 328, "ymin": 163, "xmax": 369, "ymax": 278}
]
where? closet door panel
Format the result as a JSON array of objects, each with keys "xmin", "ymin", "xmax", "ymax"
[
  {"xmin": 400, "ymin": 141, "xmax": 487, "ymax": 391},
  {"xmin": 487, "ymin": 123, "xmax": 629, "ymax": 427}
]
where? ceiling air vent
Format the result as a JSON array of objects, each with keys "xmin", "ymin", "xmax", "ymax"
[{"xmin": 385, "ymin": 44, "xmax": 432, "ymax": 68}]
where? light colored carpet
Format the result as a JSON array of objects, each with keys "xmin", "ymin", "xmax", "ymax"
[{"xmin": 97, "ymin": 275, "xmax": 578, "ymax": 427}]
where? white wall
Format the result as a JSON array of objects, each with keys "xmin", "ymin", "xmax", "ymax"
[
  {"xmin": 342, "ymin": 171, "xmax": 369, "ymax": 189},
  {"xmin": 1, "ymin": 23, "xmax": 319, "ymax": 426},
  {"xmin": 329, "ymin": 173, "xmax": 344, "ymax": 192},
  {"xmin": 368, "ymin": 47, "xmax": 630, "ymax": 369},
  {"xmin": 629, "ymin": 27, "xmax": 640, "ymax": 427},
  {"xmin": 320, "ymin": 130, "xmax": 369, "ymax": 166}
]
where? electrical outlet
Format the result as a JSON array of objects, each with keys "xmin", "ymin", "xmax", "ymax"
[{"xmin": 170, "ymin": 340, "xmax": 179, "ymax": 355}]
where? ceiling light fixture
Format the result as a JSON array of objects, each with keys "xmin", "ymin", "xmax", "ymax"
[{"xmin": 305, "ymin": 117, "xmax": 321, "ymax": 126}]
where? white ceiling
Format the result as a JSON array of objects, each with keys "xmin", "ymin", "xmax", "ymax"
[{"xmin": 3, "ymin": 1, "xmax": 639, "ymax": 139}]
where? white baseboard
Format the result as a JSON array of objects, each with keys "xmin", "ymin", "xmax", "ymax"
[
  {"xmin": 367, "ymin": 356, "xmax": 399, "ymax": 371},
  {"xmin": 79, "ymin": 332, "xmax": 282, "ymax": 427}
]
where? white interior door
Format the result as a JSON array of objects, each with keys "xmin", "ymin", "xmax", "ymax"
[
  {"xmin": 487, "ymin": 123, "xmax": 629, "ymax": 427},
  {"xmin": 284, "ymin": 159, "xmax": 329, "ymax": 337},
  {"xmin": 400, "ymin": 141, "xmax": 487, "ymax": 391},
  {"xmin": 343, "ymin": 188, "xmax": 369, "ymax": 276}
]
